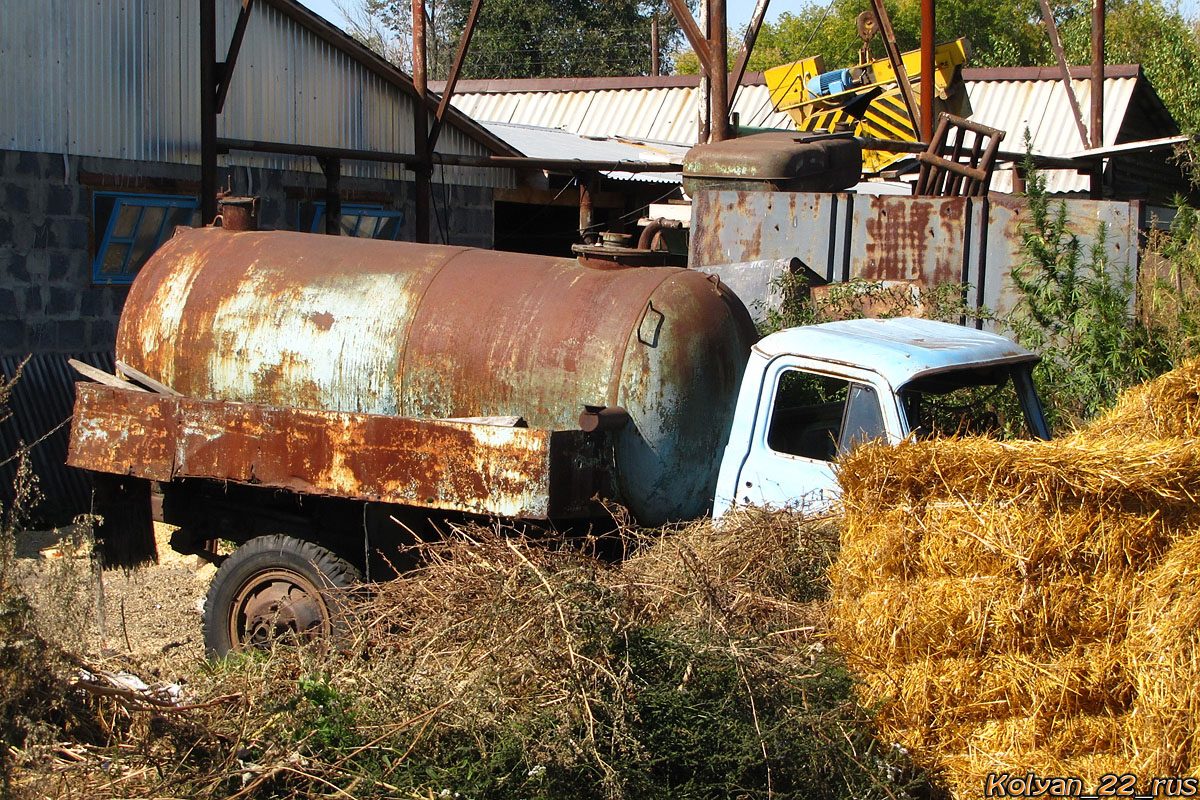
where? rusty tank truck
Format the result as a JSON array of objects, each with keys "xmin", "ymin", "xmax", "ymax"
[{"xmin": 68, "ymin": 224, "xmax": 1051, "ymax": 656}]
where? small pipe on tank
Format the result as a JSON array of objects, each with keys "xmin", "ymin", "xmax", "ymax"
[{"xmin": 579, "ymin": 405, "xmax": 630, "ymax": 433}]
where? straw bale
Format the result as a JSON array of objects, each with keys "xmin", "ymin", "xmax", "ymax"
[
  {"xmin": 862, "ymin": 647, "xmax": 1129, "ymax": 741},
  {"xmin": 834, "ymin": 573, "xmax": 1134, "ymax": 662},
  {"xmin": 839, "ymin": 435, "xmax": 1200, "ymax": 512},
  {"xmin": 1127, "ymin": 529, "xmax": 1200, "ymax": 776},
  {"xmin": 1083, "ymin": 357, "xmax": 1200, "ymax": 439}
]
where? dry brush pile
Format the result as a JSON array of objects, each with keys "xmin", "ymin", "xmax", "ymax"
[
  {"xmin": 831, "ymin": 358, "xmax": 1200, "ymax": 797},
  {"xmin": 6, "ymin": 509, "xmax": 928, "ymax": 800}
]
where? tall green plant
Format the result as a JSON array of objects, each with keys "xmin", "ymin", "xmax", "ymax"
[{"xmin": 1007, "ymin": 146, "xmax": 1166, "ymax": 427}]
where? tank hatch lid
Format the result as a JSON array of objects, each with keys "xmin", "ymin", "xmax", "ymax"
[
  {"xmin": 682, "ymin": 132, "xmax": 858, "ymax": 179},
  {"xmin": 682, "ymin": 132, "xmax": 863, "ymax": 192},
  {"xmin": 756, "ymin": 317, "xmax": 1039, "ymax": 388}
]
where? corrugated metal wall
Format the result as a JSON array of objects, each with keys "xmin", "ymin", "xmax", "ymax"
[{"xmin": 0, "ymin": 0, "xmax": 507, "ymax": 187}]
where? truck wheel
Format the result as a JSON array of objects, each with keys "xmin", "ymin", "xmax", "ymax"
[{"xmin": 203, "ymin": 535, "xmax": 362, "ymax": 657}]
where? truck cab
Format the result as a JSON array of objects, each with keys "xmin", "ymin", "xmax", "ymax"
[{"xmin": 714, "ymin": 317, "xmax": 1050, "ymax": 516}]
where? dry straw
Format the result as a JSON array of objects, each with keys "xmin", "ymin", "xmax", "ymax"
[{"xmin": 831, "ymin": 358, "xmax": 1200, "ymax": 795}]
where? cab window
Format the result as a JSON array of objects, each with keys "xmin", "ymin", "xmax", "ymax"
[{"xmin": 767, "ymin": 370, "xmax": 886, "ymax": 460}]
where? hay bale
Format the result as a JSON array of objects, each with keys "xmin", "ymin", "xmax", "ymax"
[
  {"xmin": 1127, "ymin": 530, "xmax": 1200, "ymax": 776},
  {"xmin": 1083, "ymin": 357, "xmax": 1200, "ymax": 439},
  {"xmin": 831, "ymin": 359, "xmax": 1200, "ymax": 798},
  {"xmin": 836, "ymin": 573, "xmax": 1133, "ymax": 662}
]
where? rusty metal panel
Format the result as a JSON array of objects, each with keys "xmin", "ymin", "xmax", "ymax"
[
  {"xmin": 690, "ymin": 189, "xmax": 1142, "ymax": 331},
  {"xmin": 69, "ymin": 383, "xmax": 570, "ymax": 519},
  {"xmin": 854, "ymin": 196, "xmax": 966, "ymax": 286},
  {"xmin": 690, "ymin": 190, "xmax": 849, "ymax": 279}
]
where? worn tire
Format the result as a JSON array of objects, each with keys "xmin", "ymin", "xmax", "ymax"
[{"xmin": 202, "ymin": 535, "xmax": 362, "ymax": 658}]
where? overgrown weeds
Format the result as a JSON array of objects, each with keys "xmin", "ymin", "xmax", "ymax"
[{"xmin": 10, "ymin": 510, "xmax": 931, "ymax": 800}]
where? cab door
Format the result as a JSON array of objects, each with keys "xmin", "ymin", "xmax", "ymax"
[{"xmin": 730, "ymin": 358, "xmax": 901, "ymax": 513}]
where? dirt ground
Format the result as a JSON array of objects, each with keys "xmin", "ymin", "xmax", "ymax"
[{"xmin": 12, "ymin": 522, "xmax": 214, "ymax": 678}]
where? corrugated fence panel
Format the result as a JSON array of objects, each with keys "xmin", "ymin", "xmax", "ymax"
[{"xmin": 0, "ymin": 353, "xmax": 115, "ymax": 524}]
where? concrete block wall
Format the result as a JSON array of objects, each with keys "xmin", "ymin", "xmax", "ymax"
[{"xmin": 0, "ymin": 148, "xmax": 496, "ymax": 359}]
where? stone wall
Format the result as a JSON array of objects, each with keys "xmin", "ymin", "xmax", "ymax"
[{"xmin": 0, "ymin": 148, "xmax": 495, "ymax": 359}]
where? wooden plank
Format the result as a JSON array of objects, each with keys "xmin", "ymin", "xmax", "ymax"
[
  {"xmin": 116, "ymin": 361, "xmax": 183, "ymax": 396},
  {"xmin": 68, "ymin": 359, "xmax": 148, "ymax": 392}
]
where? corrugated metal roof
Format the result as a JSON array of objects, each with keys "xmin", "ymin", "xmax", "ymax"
[
  {"xmin": 448, "ymin": 77, "xmax": 794, "ymax": 146},
  {"xmin": 0, "ymin": 0, "xmax": 512, "ymax": 188},
  {"xmin": 445, "ymin": 68, "xmax": 1162, "ymax": 194},
  {"xmin": 964, "ymin": 72, "xmax": 1139, "ymax": 194},
  {"xmin": 482, "ymin": 122, "xmax": 687, "ymax": 183}
]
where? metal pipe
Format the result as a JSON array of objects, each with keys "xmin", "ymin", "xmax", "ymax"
[
  {"xmin": 651, "ymin": 17, "xmax": 660, "ymax": 77},
  {"xmin": 1091, "ymin": 0, "xmax": 1104, "ymax": 149},
  {"xmin": 320, "ymin": 157, "xmax": 342, "ymax": 235},
  {"xmin": 708, "ymin": 0, "xmax": 730, "ymax": 142},
  {"xmin": 920, "ymin": 0, "xmax": 934, "ymax": 143},
  {"xmin": 200, "ymin": 0, "xmax": 218, "ymax": 225},
  {"xmin": 578, "ymin": 173, "xmax": 599, "ymax": 244},
  {"xmin": 697, "ymin": 0, "xmax": 710, "ymax": 142},
  {"xmin": 412, "ymin": 0, "xmax": 431, "ymax": 242},
  {"xmin": 217, "ymin": 137, "xmax": 683, "ymax": 172},
  {"xmin": 1091, "ymin": 0, "xmax": 1104, "ymax": 197}
]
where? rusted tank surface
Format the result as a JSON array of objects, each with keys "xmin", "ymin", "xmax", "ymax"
[{"xmin": 118, "ymin": 228, "xmax": 757, "ymax": 524}]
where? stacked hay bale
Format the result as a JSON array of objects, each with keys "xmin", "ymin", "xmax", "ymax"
[{"xmin": 830, "ymin": 360, "xmax": 1200, "ymax": 795}]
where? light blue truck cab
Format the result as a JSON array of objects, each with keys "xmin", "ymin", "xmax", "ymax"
[{"xmin": 713, "ymin": 317, "xmax": 1051, "ymax": 517}]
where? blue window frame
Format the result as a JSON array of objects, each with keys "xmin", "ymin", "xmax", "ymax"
[
  {"xmin": 302, "ymin": 203, "xmax": 404, "ymax": 240},
  {"xmin": 92, "ymin": 192, "xmax": 200, "ymax": 284}
]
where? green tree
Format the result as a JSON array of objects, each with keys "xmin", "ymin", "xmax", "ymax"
[
  {"xmin": 1060, "ymin": 0, "xmax": 1200, "ymax": 132},
  {"xmin": 676, "ymin": 0, "xmax": 1047, "ymax": 74},
  {"xmin": 340, "ymin": 0, "xmax": 685, "ymax": 79}
]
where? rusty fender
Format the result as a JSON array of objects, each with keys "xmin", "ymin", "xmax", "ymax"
[{"xmin": 67, "ymin": 383, "xmax": 605, "ymax": 519}]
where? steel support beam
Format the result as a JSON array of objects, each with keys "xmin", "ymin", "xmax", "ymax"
[
  {"xmin": 216, "ymin": 0, "xmax": 256, "ymax": 114},
  {"xmin": 200, "ymin": 0, "xmax": 218, "ymax": 225},
  {"xmin": 412, "ymin": 0, "xmax": 431, "ymax": 242},
  {"xmin": 428, "ymin": 0, "xmax": 483, "ymax": 154},
  {"xmin": 920, "ymin": 0, "xmax": 934, "ymax": 143}
]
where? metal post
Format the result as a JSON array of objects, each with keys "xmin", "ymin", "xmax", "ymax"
[
  {"xmin": 578, "ymin": 173, "xmax": 598, "ymax": 244},
  {"xmin": 651, "ymin": 17, "xmax": 660, "ymax": 77},
  {"xmin": 412, "ymin": 0, "xmax": 432, "ymax": 242},
  {"xmin": 320, "ymin": 157, "xmax": 341, "ymax": 235},
  {"xmin": 920, "ymin": 0, "xmax": 934, "ymax": 143},
  {"xmin": 200, "ymin": 0, "xmax": 218, "ymax": 225},
  {"xmin": 697, "ymin": 0, "xmax": 710, "ymax": 143},
  {"xmin": 708, "ymin": 0, "xmax": 730, "ymax": 142},
  {"xmin": 1090, "ymin": 0, "xmax": 1104, "ymax": 197}
]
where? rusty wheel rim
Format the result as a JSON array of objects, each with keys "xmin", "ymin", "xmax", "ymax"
[{"xmin": 229, "ymin": 568, "xmax": 331, "ymax": 651}]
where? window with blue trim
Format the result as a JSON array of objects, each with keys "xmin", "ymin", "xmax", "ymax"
[
  {"xmin": 92, "ymin": 192, "xmax": 200, "ymax": 284},
  {"xmin": 300, "ymin": 203, "xmax": 404, "ymax": 240}
]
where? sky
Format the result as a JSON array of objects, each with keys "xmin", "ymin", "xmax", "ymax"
[{"xmin": 296, "ymin": 0, "xmax": 800, "ymax": 60}]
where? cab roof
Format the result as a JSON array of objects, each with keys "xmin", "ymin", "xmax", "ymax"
[{"xmin": 755, "ymin": 318, "xmax": 1039, "ymax": 388}]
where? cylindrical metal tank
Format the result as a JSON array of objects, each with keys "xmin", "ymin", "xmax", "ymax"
[{"xmin": 118, "ymin": 228, "xmax": 757, "ymax": 524}]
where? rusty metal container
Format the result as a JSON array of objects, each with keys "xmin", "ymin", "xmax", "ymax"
[
  {"xmin": 117, "ymin": 227, "xmax": 757, "ymax": 524},
  {"xmin": 682, "ymin": 132, "xmax": 863, "ymax": 195}
]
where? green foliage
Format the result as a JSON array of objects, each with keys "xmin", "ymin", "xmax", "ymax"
[
  {"xmin": 677, "ymin": 0, "xmax": 1048, "ymax": 74},
  {"xmin": 1006, "ymin": 146, "xmax": 1167, "ymax": 427},
  {"xmin": 1059, "ymin": 0, "xmax": 1200, "ymax": 133},
  {"xmin": 346, "ymin": 0, "xmax": 686, "ymax": 79},
  {"xmin": 760, "ymin": 271, "xmax": 988, "ymax": 336}
]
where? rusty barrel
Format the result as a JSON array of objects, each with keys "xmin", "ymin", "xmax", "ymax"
[{"xmin": 117, "ymin": 227, "xmax": 757, "ymax": 524}]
